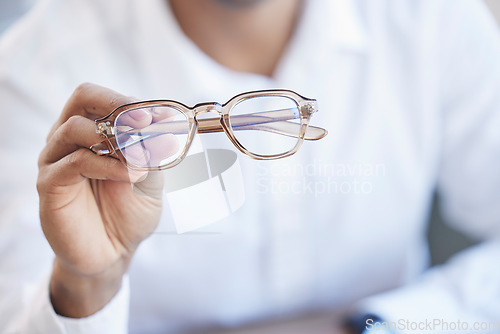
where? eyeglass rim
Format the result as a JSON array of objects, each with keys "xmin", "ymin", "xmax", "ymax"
[{"xmin": 92, "ymin": 89, "xmax": 322, "ymax": 171}]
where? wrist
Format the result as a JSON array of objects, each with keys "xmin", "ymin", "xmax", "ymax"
[{"xmin": 50, "ymin": 256, "xmax": 130, "ymax": 318}]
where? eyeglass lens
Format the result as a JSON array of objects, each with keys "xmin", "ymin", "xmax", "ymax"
[
  {"xmin": 114, "ymin": 106, "xmax": 189, "ymax": 168},
  {"xmin": 229, "ymin": 95, "xmax": 301, "ymax": 156}
]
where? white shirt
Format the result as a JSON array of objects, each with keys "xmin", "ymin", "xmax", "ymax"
[{"xmin": 0, "ymin": 0, "xmax": 499, "ymax": 333}]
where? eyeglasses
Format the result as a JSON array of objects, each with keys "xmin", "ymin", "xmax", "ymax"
[{"xmin": 90, "ymin": 89, "xmax": 327, "ymax": 171}]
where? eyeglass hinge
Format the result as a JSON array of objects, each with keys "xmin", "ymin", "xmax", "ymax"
[
  {"xmin": 96, "ymin": 121, "xmax": 114, "ymax": 136},
  {"xmin": 300, "ymin": 101, "xmax": 318, "ymax": 117}
]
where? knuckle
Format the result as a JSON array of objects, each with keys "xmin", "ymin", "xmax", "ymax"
[
  {"xmin": 50, "ymin": 116, "xmax": 81, "ymax": 148},
  {"xmin": 64, "ymin": 83, "xmax": 95, "ymax": 119},
  {"xmin": 66, "ymin": 149, "xmax": 87, "ymax": 168},
  {"xmin": 63, "ymin": 115, "xmax": 84, "ymax": 135},
  {"xmin": 50, "ymin": 134, "xmax": 66, "ymax": 153},
  {"xmin": 73, "ymin": 82, "xmax": 94, "ymax": 99}
]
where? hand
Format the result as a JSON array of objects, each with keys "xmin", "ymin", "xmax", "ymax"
[{"xmin": 37, "ymin": 83, "xmax": 163, "ymax": 317}]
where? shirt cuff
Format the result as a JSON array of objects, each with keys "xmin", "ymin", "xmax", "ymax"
[
  {"xmin": 56, "ymin": 274, "xmax": 130, "ymax": 334},
  {"xmin": 24, "ymin": 271, "xmax": 131, "ymax": 334}
]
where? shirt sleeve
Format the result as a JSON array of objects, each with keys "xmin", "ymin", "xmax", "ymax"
[
  {"xmin": 5, "ymin": 273, "xmax": 130, "ymax": 334},
  {"xmin": 355, "ymin": 0, "xmax": 500, "ymax": 329},
  {"xmin": 357, "ymin": 241, "xmax": 500, "ymax": 331}
]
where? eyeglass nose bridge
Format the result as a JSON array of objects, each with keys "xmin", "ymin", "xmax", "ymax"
[
  {"xmin": 192, "ymin": 102, "xmax": 232, "ymax": 137},
  {"xmin": 193, "ymin": 102, "xmax": 223, "ymax": 116}
]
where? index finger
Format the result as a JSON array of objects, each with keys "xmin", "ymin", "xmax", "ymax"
[{"xmin": 48, "ymin": 83, "xmax": 136, "ymax": 141}]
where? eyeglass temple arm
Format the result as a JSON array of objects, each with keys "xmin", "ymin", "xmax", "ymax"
[
  {"xmin": 216, "ymin": 120, "xmax": 327, "ymax": 140},
  {"xmin": 197, "ymin": 111, "xmax": 327, "ymax": 140}
]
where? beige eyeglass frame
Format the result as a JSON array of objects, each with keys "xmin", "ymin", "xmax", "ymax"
[{"xmin": 90, "ymin": 89, "xmax": 327, "ymax": 171}]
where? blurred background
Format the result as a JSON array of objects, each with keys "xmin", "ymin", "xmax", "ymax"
[
  {"xmin": 486, "ymin": 0, "xmax": 500, "ymax": 20},
  {"xmin": 0, "ymin": 0, "xmax": 499, "ymax": 266},
  {"xmin": 0, "ymin": 0, "xmax": 35, "ymax": 33}
]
